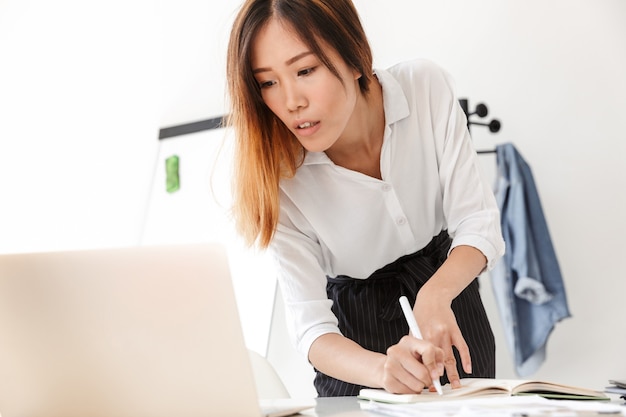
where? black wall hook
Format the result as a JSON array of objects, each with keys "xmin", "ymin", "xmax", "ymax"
[{"xmin": 459, "ymin": 99, "xmax": 501, "ymax": 134}]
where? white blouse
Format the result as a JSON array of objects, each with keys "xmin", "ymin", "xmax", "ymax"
[{"xmin": 269, "ymin": 59, "xmax": 505, "ymax": 358}]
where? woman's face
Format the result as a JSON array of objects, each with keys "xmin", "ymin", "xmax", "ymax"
[{"xmin": 251, "ymin": 19, "xmax": 361, "ymax": 153}]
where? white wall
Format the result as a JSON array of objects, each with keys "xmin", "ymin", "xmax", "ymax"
[
  {"xmin": 1, "ymin": 0, "xmax": 624, "ymax": 397},
  {"xmin": 0, "ymin": 0, "xmax": 162, "ymax": 254}
]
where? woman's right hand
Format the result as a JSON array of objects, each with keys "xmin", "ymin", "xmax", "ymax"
[{"xmin": 381, "ymin": 335, "xmax": 444, "ymax": 394}]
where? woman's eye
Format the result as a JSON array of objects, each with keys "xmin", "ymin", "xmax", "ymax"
[
  {"xmin": 258, "ymin": 80, "xmax": 275, "ymax": 89},
  {"xmin": 297, "ymin": 67, "xmax": 316, "ymax": 77}
]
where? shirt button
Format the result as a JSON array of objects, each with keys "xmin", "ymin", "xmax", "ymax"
[
  {"xmin": 382, "ymin": 184, "xmax": 392, "ymax": 192},
  {"xmin": 397, "ymin": 217, "xmax": 407, "ymax": 225}
]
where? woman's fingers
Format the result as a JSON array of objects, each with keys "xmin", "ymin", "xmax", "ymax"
[
  {"xmin": 383, "ymin": 336, "xmax": 444, "ymax": 394},
  {"xmin": 440, "ymin": 339, "xmax": 461, "ymax": 388},
  {"xmin": 435, "ymin": 327, "xmax": 473, "ymax": 388},
  {"xmin": 452, "ymin": 329, "xmax": 472, "ymax": 375},
  {"xmin": 416, "ymin": 307, "xmax": 472, "ymax": 390}
]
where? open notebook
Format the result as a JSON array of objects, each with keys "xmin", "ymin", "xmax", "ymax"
[
  {"xmin": 0, "ymin": 244, "xmax": 314, "ymax": 417},
  {"xmin": 359, "ymin": 377, "xmax": 609, "ymax": 403}
]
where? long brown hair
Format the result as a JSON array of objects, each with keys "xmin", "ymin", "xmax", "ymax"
[{"xmin": 226, "ymin": 0, "xmax": 374, "ymax": 248}]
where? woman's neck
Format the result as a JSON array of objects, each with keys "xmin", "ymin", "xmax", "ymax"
[{"xmin": 325, "ymin": 77, "xmax": 385, "ymax": 179}]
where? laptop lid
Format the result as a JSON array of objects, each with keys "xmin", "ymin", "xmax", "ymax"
[{"xmin": 0, "ymin": 243, "xmax": 266, "ymax": 417}]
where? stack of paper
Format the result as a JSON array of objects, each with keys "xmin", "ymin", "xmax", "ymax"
[
  {"xmin": 359, "ymin": 395, "xmax": 625, "ymax": 417},
  {"xmin": 606, "ymin": 379, "xmax": 626, "ymax": 401}
]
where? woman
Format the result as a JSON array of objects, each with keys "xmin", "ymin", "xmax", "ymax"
[{"xmin": 226, "ymin": 0, "xmax": 505, "ymax": 397}]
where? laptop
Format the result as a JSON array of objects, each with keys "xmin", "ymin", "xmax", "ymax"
[{"xmin": 0, "ymin": 243, "xmax": 314, "ymax": 417}]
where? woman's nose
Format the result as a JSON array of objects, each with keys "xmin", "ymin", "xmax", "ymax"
[{"xmin": 284, "ymin": 83, "xmax": 307, "ymax": 112}]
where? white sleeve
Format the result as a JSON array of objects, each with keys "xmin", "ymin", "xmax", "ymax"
[
  {"xmin": 429, "ymin": 64, "xmax": 505, "ymax": 270},
  {"xmin": 269, "ymin": 196, "xmax": 341, "ymax": 359}
]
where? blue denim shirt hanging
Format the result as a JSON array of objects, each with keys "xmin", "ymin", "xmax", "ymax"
[{"xmin": 491, "ymin": 142, "xmax": 571, "ymax": 377}]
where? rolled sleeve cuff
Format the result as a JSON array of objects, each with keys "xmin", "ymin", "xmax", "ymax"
[
  {"xmin": 284, "ymin": 298, "xmax": 342, "ymax": 359},
  {"xmin": 450, "ymin": 234, "xmax": 505, "ymax": 271},
  {"xmin": 298, "ymin": 325, "xmax": 343, "ymax": 360}
]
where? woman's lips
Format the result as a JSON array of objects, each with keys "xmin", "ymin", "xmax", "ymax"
[{"xmin": 294, "ymin": 121, "xmax": 320, "ymax": 136}]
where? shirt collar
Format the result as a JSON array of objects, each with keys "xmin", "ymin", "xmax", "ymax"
[
  {"xmin": 375, "ymin": 67, "xmax": 410, "ymax": 125},
  {"xmin": 302, "ymin": 67, "xmax": 410, "ymax": 166}
]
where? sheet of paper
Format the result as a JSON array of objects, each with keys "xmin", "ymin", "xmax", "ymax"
[{"xmin": 359, "ymin": 395, "xmax": 626, "ymax": 417}]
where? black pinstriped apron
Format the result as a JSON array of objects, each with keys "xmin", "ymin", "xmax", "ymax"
[{"xmin": 313, "ymin": 230, "xmax": 495, "ymax": 397}]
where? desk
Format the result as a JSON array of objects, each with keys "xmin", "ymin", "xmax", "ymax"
[
  {"xmin": 301, "ymin": 395, "xmax": 626, "ymax": 417},
  {"xmin": 303, "ymin": 397, "xmax": 363, "ymax": 416}
]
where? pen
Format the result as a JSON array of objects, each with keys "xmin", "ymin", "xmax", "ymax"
[{"xmin": 399, "ymin": 295, "xmax": 443, "ymax": 395}]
